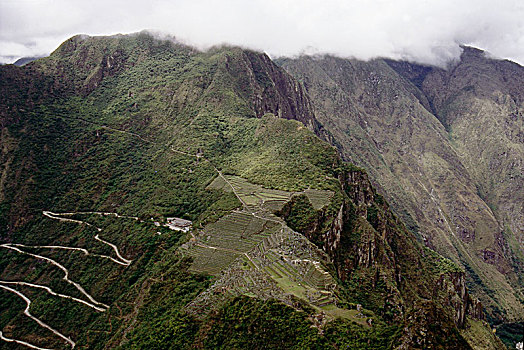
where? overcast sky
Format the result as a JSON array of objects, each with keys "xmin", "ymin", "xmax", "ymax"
[{"xmin": 1, "ymin": 0, "xmax": 524, "ymax": 66}]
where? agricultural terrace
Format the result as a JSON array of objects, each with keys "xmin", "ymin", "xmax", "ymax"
[
  {"xmin": 187, "ymin": 174, "xmax": 333, "ymax": 274},
  {"xmin": 207, "ymin": 175, "xmax": 333, "ymax": 211}
]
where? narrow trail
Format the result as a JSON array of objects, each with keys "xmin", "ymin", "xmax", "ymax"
[
  {"xmin": 66, "ymin": 116, "xmax": 152, "ymax": 146},
  {"xmin": 43, "ymin": 211, "xmax": 96, "ymax": 228},
  {"xmin": 81, "ymin": 122, "xmax": 246, "ymax": 217},
  {"xmin": 193, "ymin": 241, "xmax": 261, "ymax": 270},
  {"xmin": 0, "ymin": 330, "xmax": 53, "ymax": 350},
  {"xmin": 0, "ymin": 280, "xmax": 106, "ymax": 312},
  {"xmin": 0, "ymin": 284, "xmax": 75, "ymax": 348},
  {"xmin": 417, "ymin": 182, "xmax": 456, "ymax": 237},
  {"xmin": 195, "ymin": 242, "xmax": 242, "ymax": 255},
  {"xmin": 243, "ymin": 253, "xmax": 259, "ymax": 270},
  {"xmin": 251, "ymin": 211, "xmax": 283, "ymax": 226},
  {"xmin": 43, "ymin": 211, "xmax": 132, "ymax": 266},
  {"xmin": 170, "ymin": 146, "xmax": 197, "ymax": 158},
  {"xmin": 416, "ymin": 180, "xmax": 478, "ymax": 267},
  {"xmin": 100, "ymin": 125, "xmax": 152, "ymax": 144},
  {"xmin": 0, "ymin": 243, "xmax": 109, "ymax": 310},
  {"xmin": 44, "ymin": 211, "xmax": 140, "ymax": 221}
]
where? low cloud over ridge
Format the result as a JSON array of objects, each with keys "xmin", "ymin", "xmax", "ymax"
[{"xmin": 1, "ymin": 0, "xmax": 524, "ymax": 66}]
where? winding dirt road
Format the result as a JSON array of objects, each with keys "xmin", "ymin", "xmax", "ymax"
[
  {"xmin": 0, "ymin": 280, "xmax": 106, "ymax": 312},
  {"xmin": 1, "ymin": 243, "xmax": 109, "ymax": 310},
  {"xmin": 6, "ymin": 243, "xmax": 129, "ymax": 267},
  {"xmin": 0, "ymin": 284, "xmax": 75, "ymax": 348},
  {"xmin": 42, "ymin": 211, "xmax": 132, "ymax": 266},
  {"xmin": 94, "ymin": 235, "xmax": 132, "ymax": 265},
  {"xmin": 0, "ymin": 330, "xmax": 53, "ymax": 350},
  {"xmin": 0, "ymin": 210, "xmax": 140, "ymax": 349}
]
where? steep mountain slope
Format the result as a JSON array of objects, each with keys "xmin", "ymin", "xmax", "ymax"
[
  {"xmin": 387, "ymin": 47, "xmax": 524, "ymax": 318},
  {"xmin": 387, "ymin": 47, "xmax": 524, "ymax": 253},
  {"xmin": 280, "ymin": 49, "xmax": 524, "ymax": 328},
  {"xmin": 0, "ymin": 33, "xmax": 502, "ymax": 349}
]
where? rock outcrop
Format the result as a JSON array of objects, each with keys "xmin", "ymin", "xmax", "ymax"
[{"xmin": 279, "ymin": 165, "xmax": 490, "ymax": 348}]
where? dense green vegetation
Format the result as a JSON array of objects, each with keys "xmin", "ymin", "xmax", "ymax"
[
  {"xmin": 423, "ymin": 247, "xmax": 464, "ymax": 274},
  {"xmin": 278, "ymin": 194, "xmax": 318, "ymax": 233},
  {"xmin": 323, "ymin": 318, "xmax": 401, "ymax": 349},
  {"xmin": 196, "ymin": 296, "xmax": 323, "ymax": 349},
  {"xmin": 124, "ymin": 295, "xmax": 403, "ymax": 350}
]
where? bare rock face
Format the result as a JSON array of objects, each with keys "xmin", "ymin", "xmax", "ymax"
[
  {"xmin": 279, "ymin": 165, "xmax": 487, "ymax": 348},
  {"xmin": 440, "ymin": 271, "xmax": 486, "ymax": 328},
  {"xmin": 228, "ymin": 51, "xmax": 316, "ymax": 124}
]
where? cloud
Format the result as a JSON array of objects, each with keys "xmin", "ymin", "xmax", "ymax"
[{"xmin": 1, "ymin": 0, "xmax": 524, "ymax": 66}]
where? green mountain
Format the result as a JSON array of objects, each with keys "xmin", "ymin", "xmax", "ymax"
[
  {"xmin": 0, "ymin": 33, "xmax": 507, "ymax": 349},
  {"xmin": 279, "ymin": 47, "xmax": 523, "ymax": 343}
]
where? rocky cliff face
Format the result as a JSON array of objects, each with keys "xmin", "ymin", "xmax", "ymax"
[
  {"xmin": 223, "ymin": 50, "xmax": 320, "ymax": 130},
  {"xmin": 338, "ymin": 168, "xmax": 485, "ymax": 327},
  {"xmin": 441, "ymin": 271, "xmax": 485, "ymax": 327},
  {"xmin": 279, "ymin": 165, "xmax": 490, "ymax": 348}
]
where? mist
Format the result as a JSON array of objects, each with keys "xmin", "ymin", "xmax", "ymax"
[{"xmin": 1, "ymin": 0, "xmax": 524, "ymax": 66}]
